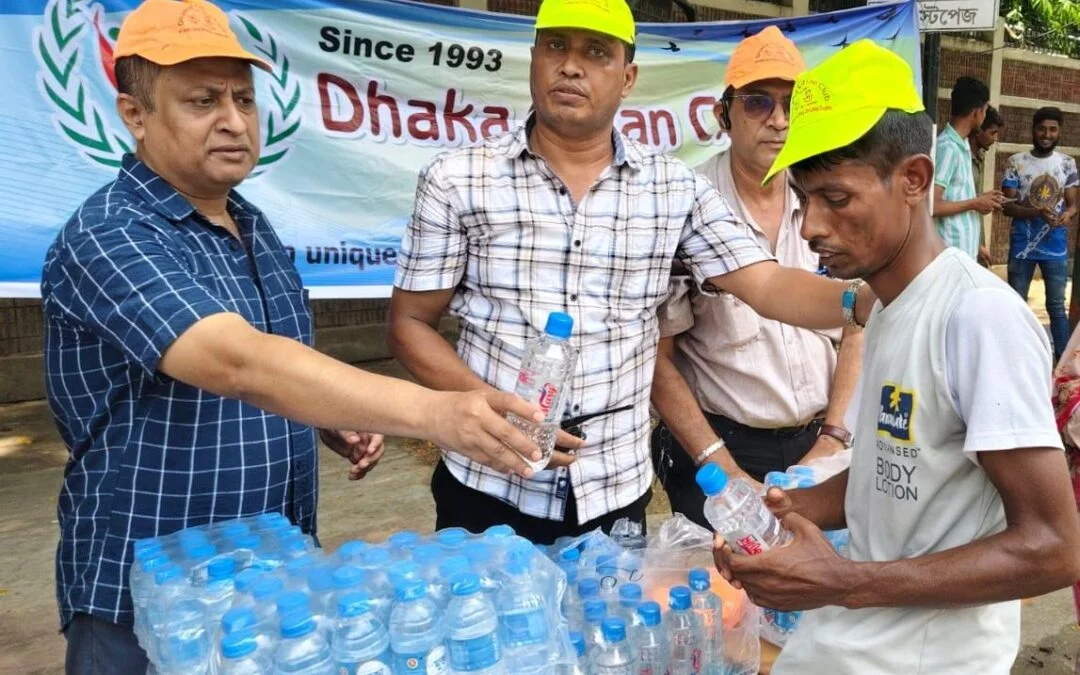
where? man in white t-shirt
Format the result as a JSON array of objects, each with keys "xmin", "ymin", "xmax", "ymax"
[{"xmin": 715, "ymin": 40, "xmax": 1080, "ymax": 675}]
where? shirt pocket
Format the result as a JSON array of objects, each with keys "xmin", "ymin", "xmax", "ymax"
[{"xmin": 695, "ymin": 292, "xmax": 761, "ymax": 348}]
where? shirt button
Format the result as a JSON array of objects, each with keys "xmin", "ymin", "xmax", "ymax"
[
  {"xmin": 570, "ymin": 294, "xmax": 578, "ymax": 301},
  {"xmin": 574, "ymin": 240, "xmax": 582, "ymax": 247},
  {"xmin": 573, "ymin": 404, "xmax": 580, "ymax": 412},
  {"xmin": 559, "ymin": 187, "xmax": 568, "ymax": 196}
]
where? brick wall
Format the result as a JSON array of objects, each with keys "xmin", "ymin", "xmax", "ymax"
[{"xmin": 0, "ymin": 300, "xmax": 44, "ymax": 358}]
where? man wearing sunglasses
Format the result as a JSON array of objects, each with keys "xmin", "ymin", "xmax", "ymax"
[{"xmin": 650, "ymin": 27, "xmax": 863, "ymax": 528}]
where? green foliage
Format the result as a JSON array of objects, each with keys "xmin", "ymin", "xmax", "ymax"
[{"xmin": 1001, "ymin": 0, "xmax": 1080, "ymax": 57}]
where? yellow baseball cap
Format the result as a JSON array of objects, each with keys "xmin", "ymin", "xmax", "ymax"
[
  {"xmin": 534, "ymin": 0, "xmax": 636, "ymax": 45},
  {"xmin": 725, "ymin": 25, "xmax": 806, "ymax": 90},
  {"xmin": 763, "ymin": 39, "xmax": 924, "ymax": 184},
  {"xmin": 115, "ymin": 0, "xmax": 271, "ymax": 71}
]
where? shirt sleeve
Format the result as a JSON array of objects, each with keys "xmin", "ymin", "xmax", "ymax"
[
  {"xmin": 945, "ymin": 286, "xmax": 1063, "ymax": 456},
  {"xmin": 48, "ymin": 222, "xmax": 234, "ymax": 377},
  {"xmin": 934, "ymin": 141, "xmax": 958, "ymax": 190},
  {"xmin": 676, "ymin": 173, "xmax": 773, "ymax": 292},
  {"xmin": 1064, "ymin": 157, "xmax": 1079, "ymax": 189},
  {"xmin": 657, "ymin": 275, "xmax": 695, "ymax": 338},
  {"xmin": 394, "ymin": 157, "xmax": 467, "ymax": 292}
]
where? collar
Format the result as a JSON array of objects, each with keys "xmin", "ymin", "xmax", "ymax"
[
  {"xmin": 944, "ymin": 123, "xmax": 968, "ymax": 147},
  {"xmin": 117, "ymin": 154, "xmax": 256, "ymax": 223},
  {"xmin": 710, "ymin": 151, "xmax": 800, "ymax": 238},
  {"xmin": 507, "ymin": 113, "xmax": 644, "ymax": 172}
]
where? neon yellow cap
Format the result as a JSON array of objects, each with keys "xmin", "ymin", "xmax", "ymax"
[
  {"xmin": 534, "ymin": 0, "xmax": 636, "ymax": 45},
  {"xmin": 764, "ymin": 40, "xmax": 925, "ymax": 184}
]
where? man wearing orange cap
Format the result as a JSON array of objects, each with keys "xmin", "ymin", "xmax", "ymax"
[
  {"xmin": 42, "ymin": 1, "xmax": 546, "ymax": 670},
  {"xmin": 389, "ymin": 0, "xmax": 876, "ymax": 542},
  {"xmin": 650, "ymin": 26, "xmax": 863, "ymax": 528},
  {"xmin": 714, "ymin": 40, "xmax": 1079, "ymax": 674}
]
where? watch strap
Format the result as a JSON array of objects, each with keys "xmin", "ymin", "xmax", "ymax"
[{"xmin": 819, "ymin": 423, "xmax": 853, "ymax": 448}]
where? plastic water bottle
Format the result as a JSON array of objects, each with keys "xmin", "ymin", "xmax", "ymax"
[
  {"xmin": 688, "ymin": 569, "xmax": 724, "ymax": 675},
  {"xmin": 250, "ymin": 576, "xmax": 286, "ymax": 633},
  {"xmin": 593, "ymin": 618, "xmax": 637, "ymax": 675},
  {"xmin": 389, "ymin": 531, "xmax": 421, "ymax": 558},
  {"xmin": 787, "ymin": 465, "xmax": 815, "ymax": 483},
  {"xmin": 220, "ymin": 606, "xmax": 265, "ymax": 653},
  {"xmin": 557, "ymin": 631, "xmax": 587, "ymax": 675},
  {"xmin": 307, "ymin": 564, "xmax": 337, "ymax": 618},
  {"xmin": 220, "ymin": 630, "xmax": 271, "ymax": 674},
  {"xmin": 338, "ymin": 540, "xmax": 369, "ymax": 565},
  {"xmin": 389, "ymin": 578, "xmax": 448, "ymax": 675},
  {"xmin": 582, "ymin": 599, "xmax": 608, "ymax": 656},
  {"xmin": 437, "ymin": 528, "xmax": 469, "ymax": 553},
  {"xmin": 697, "ymin": 464, "xmax": 791, "ymax": 555},
  {"xmin": 161, "ymin": 594, "xmax": 211, "ymax": 674},
  {"xmin": 484, "ymin": 524, "xmax": 515, "ymax": 540},
  {"xmin": 565, "ymin": 577, "xmax": 599, "ymax": 632},
  {"xmin": 634, "ymin": 602, "xmax": 669, "ymax": 675},
  {"xmin": 617, "ymin": 583, "xmax": 642, "ymax": 627},
  {"xmin": 273, "ymin": 610, "xmax": 335, "ymax": 674},
  {"xmin": 505, "ymin": 311, "xmax": 580, "ymax": 472},
  {"xmin": 232, "ymin": 533, "xmax": 265, "ymax": 570},
  {"xmin": 433, "ymin": 556, "xmax": 471, "ymax": 609},
  {"xmin": 133, "ymin": 551, "xmax": 171, "ymax": 645},
  {"xmin": 147, "ymin": 563, "xmax": 189, "ymax": 661},
  {"xmin": 201, "ymin": 557, "xmax": 237, "ymax": 629},
  {"xmin": 445, "ymin": 573, "xmax": 504, "ymax": 675},
  {"xmin": 333, "ymin": 591, "xmax": 393, "ymax": 675},
  {"xmin": 666, "ymin": 587, "xmax": 701, "ymax": 675},
  {"xmin": 495, "ymin": 545, "xmax": 551, "ymax": 673}
]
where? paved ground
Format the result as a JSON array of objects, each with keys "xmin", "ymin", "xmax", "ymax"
[{"xmin": 0, "ymin": 276, "xmax": 1076, "ymax": 674}]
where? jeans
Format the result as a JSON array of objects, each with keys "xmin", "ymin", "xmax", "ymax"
[
  {"xmin": 1008, "ymin": 258, "xmax": 1070, "ymax": 362},
  {"xmin": 64, "ymin": 613, "xmax": 148, "ymax": 675}
]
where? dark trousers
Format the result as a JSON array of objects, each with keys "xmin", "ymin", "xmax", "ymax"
[
  {"xmin": 64, "ymin": 613, "xmax": 148, "ymax": 675},
  {"xmin": 650, "ymin": 414, "xmax": 821, "ymax": 530},
  {"xmin": 431, "ymin": 460, "xmax": 652, "ymax": 545}
]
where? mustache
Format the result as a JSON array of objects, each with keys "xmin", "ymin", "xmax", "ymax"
[{"xmin": 550, "ymin": 82, "xmax": 587, "ymax": 96}]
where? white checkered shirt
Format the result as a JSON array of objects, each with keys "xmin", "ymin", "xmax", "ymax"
[{"xmin": 395, "ymin": 121, "xmax": 772, "ymax": 524}]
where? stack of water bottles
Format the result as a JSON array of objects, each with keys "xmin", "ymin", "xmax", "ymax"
[{"xmin": 130, "ymin": 515, "xmax": 575, "ymax": 674}]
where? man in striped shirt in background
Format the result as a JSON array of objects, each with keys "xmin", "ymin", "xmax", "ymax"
[{"xmin": 932, "ymin": 76, "xmax": 1006, "ymax": 262}]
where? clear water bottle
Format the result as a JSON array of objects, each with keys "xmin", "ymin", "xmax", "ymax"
[
  {"xmin": 446, "ymin": 573, "xmax": 504, "ymax": 675},
  {"xmin": 437, "ymin": 528, "xmax": 469, "ymax": 553},
  {"xmin": 183, "ymin": 541, "xmax": 218, "ymax": 585},
  {"xmin": 333, "ymin": 591, "xmax": 393, "ymax": 675},
  {"xmin": 161, "ymin": 594, "xmax": 210, "ymax": 674},
  {"xmin": 665, "ymin": 586, "xmax": 701, "ymax": 675},
  {"xmin": 495, "ymin": 545, "xmax": 551, "ymax": 673},
  {"xmin": 232, "ymin": 533, "xmax": 265, "ymax": 571},
  {"xmin": 201, "ymin": 557, "xmax": 237, "ymax": 630},
  {"xmin": 634, "ymin": 601, "xmax": 669, "ymax": 675},
  {"xmin": 250, "ymin": 576, "xmax": 286, "ymax": 633},
  {"xmin": 147, "ymin": 563, "xmax": 189, "ymax": 662},
  {"xmin": 133, "ymin": 550, "xmax": 171, "ymax": 646},
  {"xmin": 688, "ymin": 569, "xmax": 724, "ymax": 675},
  {"xmin": 389, "ymin": 531, "xmax": 421, "ymax": 558},
  {"xmin": 278, "ymin": 590, "xmax": 312, "ymax": 622},
  {"xmin": 617, "ymin": 583, "xmax": 642, "ymax": 627},
  {"xmin": 220, "ymin": 630, "xmax": 271, "ymax": 674},
  {"xmin": 557, "ymin": 631, "xmax": 587, "ymax": 675},
  {"xmin": 307, "ymin": 564, "xmax": 337, "ymax": 618},
  {"xmin": 389, "ymin": 578, "xmax": 448, "ymax": 675},
  {"xmin": 389, "ymin": 560, "xmax": 425, "ymax": 593},
  {"xmin": 506, "ymin": 311, "xmax": 580, "ymax": 472},
  {"xmin": 273, "ymin": 610, "xmax": 335, "ymax": 674},
  {"xmin": 338, "ymin": 540, "xmax": 370, "ymax": 565},
  {"xmin": 433, "ymin": 556, "xmax": 471, "ymax": 609},
  {"xmin": 593, "ymin": 618, "xmax": 637, "ymax": 675},
  {"xmin": 286, "ymin": 556, "xmax": 316, "ymax": 589},
  {"xmin": 256, "ymin": 512, "xmax": 289, "ymax": 532},
  {"xmin": 697, "ymin": 464, "xmax": 791, "ymax": 555},
  {"xmin": 581, "ymin": 599, "xmax": 608, "ymax": 657},
  {"xmin": 484, "ymin": 524, "xmax": 515, "ymax": 540},
  {"xmin": 565, "ymin": 577, "xmax": 600, "ymax": 632}
]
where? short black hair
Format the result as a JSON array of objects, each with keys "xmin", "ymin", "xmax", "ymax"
[
  {"xmin": 789, "ymin": 109, "xmax": 934, "ymax": 181},
  {"xmin": 982, "ymin": 105, "xmax": 1003, "ymax": 129},
  {"xmin": 1033, "ymin": 106, "xmax": 1063, "ymax": 128},
  {"xmin": 115, "ymin": 55, "xmax": 163, "ymax": 111},
  {"xmin": 950, "ymin": 76, "xmax": 990, "ymax": 118}
]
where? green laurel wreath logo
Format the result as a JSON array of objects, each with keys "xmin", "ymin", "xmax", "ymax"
[{"xmin": 34, "ymin": 0, "xmax": 302, "ymax": 175}]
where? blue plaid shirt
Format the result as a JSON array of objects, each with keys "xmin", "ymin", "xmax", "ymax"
[{"xmin": 41, "ymin": 155, "xmax": 317, "ymax": 628}]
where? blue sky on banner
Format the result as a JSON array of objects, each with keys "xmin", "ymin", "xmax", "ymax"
[{"xmin": 0, "ymin": 0, "xmax": 919, "ymax": 298}]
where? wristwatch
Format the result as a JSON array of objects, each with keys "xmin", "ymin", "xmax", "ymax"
[
  {"xmin": 841, "ymin": 279, "xmax": 866, "ymax": 328},
  {"xmin": 819, "ymin": 424, "xmax": 853, "ymax": 448},
  {"xmin": 694, "ymin": 440, "xmax": 726, "ymax": 466}
]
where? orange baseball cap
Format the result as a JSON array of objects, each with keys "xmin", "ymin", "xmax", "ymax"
[
  {"xmin": 724, "ymin": 25, "xmax": 806, "ymax": 90},
  {"xmin": 114, "ymin": 0, "xmax": 271, "ymax": 71}
]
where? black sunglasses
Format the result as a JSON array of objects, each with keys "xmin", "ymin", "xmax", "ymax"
[{"xmin": 730, "ymin": 93, "xmax": 792, "ymax": 121}]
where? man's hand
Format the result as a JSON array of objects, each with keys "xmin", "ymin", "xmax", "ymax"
[
  {"xmin": 547, "ymin": 429, "xmax": 586, "ymax": 469},
  {"xmin": 1041, "ymin": 207, "xmax": 1063, "ymax": 227},
  {"xmin": 320, "ymin": 429, "xmax": 385, "ymax": 480},
  {"xmin": 977, "ymin": 245, "xmax": 993, "ymax": 268},
  {"xmin": 703, "ymin": 452, "xmax": 761, "ymax": 492},
  {"xmin": 714, "ymin": 512, "xmax": 853, "ymax": 611},
  {"xmin": 428, "ymin": 390, "xmax": 545, "ymax": 478},
  {"xmin": 971, "ymin": 191, "xmax": 1006, "ymax": 215},
  {"xmin": 800, "ymin": 433, "xmax": 846, "ymax": 465}
]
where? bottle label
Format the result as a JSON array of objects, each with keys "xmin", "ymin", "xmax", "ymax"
[
  {"xmin": 501, "ymin": 609, "xmax": 550, "ymax": 646},
  {"xmin": 396, "ymin": 646, "xmax": 448, "ymax": 675},
  {"xmin": 448, "ymin": 633, "xmax": 501, "ymax": 671},
  {"xmin": 733, "ymin": 532, "xmax": 768, "ymax": 556},
  {"xmin": 692, "ymin": 647, "xmax": 702, "ymax": 673},
  {"xmin": 515, "ymin": 368, "xmax": 559, "ymax": 417},
  {"xmin": 335, "ymin": 659, "xmax": 392, "ymax": 675}
]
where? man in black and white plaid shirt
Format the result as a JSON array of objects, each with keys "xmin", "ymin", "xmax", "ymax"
[{"xmin": 389, "ymin": 0, "xmax": 873, "ymax": 543}]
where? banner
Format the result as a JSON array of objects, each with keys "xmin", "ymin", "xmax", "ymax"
[{"xmin": 0, "ymin": 0, "xmax": 920, "ymax": 298}]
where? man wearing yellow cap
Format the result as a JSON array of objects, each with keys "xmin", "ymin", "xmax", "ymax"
[
  {"xmin": 650, "ymin": 26, "xmax": 863, "ymax": 528},
  {"xmin": 714, "ymin": 40, "xmax": 1080, "ymax": 673},
  {"xmin": 390, "ymin": 0, "xmax": 875, "ymax": 542},
  {"xmin": 42, "ymin": 1, "xmax": 546, "ymax": 670}
]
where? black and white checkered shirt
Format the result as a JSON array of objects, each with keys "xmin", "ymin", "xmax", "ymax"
[{"xmin": 395, "ymin": 119, "xmax": 771, "ymax": 524}]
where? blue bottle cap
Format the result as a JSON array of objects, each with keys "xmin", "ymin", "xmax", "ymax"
[
  {"xmin": 337, "ymin": 591, "xmax": 373, "ymax": 618},
  {"xmin": 412, "ymin": 544, "xmax": 443, "ymax": 566},
  {"xmin": 141, "ymin": 551, "xmax": 170, "ymax": 572},
  {"xmin": 233, "ymin": 534, "xmax": 261, "ymax": 551},
  {"xmin": 133, "ymin": 539, "xmax": 163, "ymax": 559},
  {"xmin": 279, "ymin": 611, "xmax": 316, "ymax": 639},
  {"xmin": 584, "ymin": 598, "xmax": 607, "ymax": 623},
  {"xmin": 463, "ymin": 541, "xmax": 493, "ymax": 566},
  {"xmin": 337, "ymin": 540, "xmax": 368, "ymax": 561},
  {"xmin": 207, "ymin": 557, "xmax": 236, "ymax": 580},
  {"xmin": 797, "ymin": 477, "xmax": 817, "ymax": 489},
  {"xmin": 450, "ymin": 572, "xmax": 482, "ymax": 596},
  {"xmin": 669, "ymin": 585, "xmax": 691, "ymax": 611},
  {"xmin": 388, "ymin": 561, "xmax": 422, "ymax": 589},
  {"xmin": 184, "ymin": 541, "xmax": 217, "ymax": 562},
  {"xmin": 618, "ymin": 582, "xmax": 642, "ymax": 606},
  {"xmin": 789, "ymin": 465, "xmax": 815, "ymax": 478},
  {"xmin": 276, "ymin": 590, "xmax": 310, "ymax": 616},
  {"xmin": 637, "ymin": 601, "xmax": 662, "ymax": 627},
  {"xmin": 154, "ymin": 563, "xmax": 183, "ymax": 585},
  {"xmin": 281, "ymin": 536, "xmax": 308, "ymax": 554},
  {"xmin": 250, "ymin": 576, "xmax": 284, "ymax": 601},
  {"xmin": 388, "ymin": 531, "xmax": 420, "ymax": 548},
  {"xmin": 570, "ymin": 631, "xmax": 586, "ymax": 657},
  {"xmin": 764, "ymin": 471, "xmax": 791, "ymax": 488},
  {"xmin": 286, "ymin": 555, "xmax": 314, "ymax": 578},
  {"xmin": 577, "ymin": 577, "xmax": 600, "ymax": 599},
  {"xmin": 601, "ymin": 617, "xmax": 627, "ymax": 643},
  {"xmin": 396, "ymin": 578, "xmax": 427, "ymax": 602},
  {"xmin": 484, "ymin": 524, "xmax": 515, "ymax": 539},
  {"xmin": 222, "ymin": 522, "xmax": 251, "ymax": 540},
  {"xmin": 544, "ymin": 312, "xmax": 573, "ymax": 339},
  {"xmin": 438, "ymin": 555, "xmax": 470, "ymax": 580},
  {"xmin": 333, "ymin": 565, "xmax": 366, "ymax": 590},
  {"xmin": 220, "ymin": 630, "xmax": 258, "ymax": 659},
  {"xmin": 277, "ymin": 525, "xmax": 303, "ymax": 540},
  {"xmin": 695, "ymin": 463, "xmax": 729, "ymax": 496},
  {"xmin": 234, "ymin": 568, "xmax": 264, "ymax": 593},
  {"xmin": 560, "ymin": 548, "xmax": 581, "ymax": 563},
  {"xmin": 436, "ymin": 528, "xmax": 468, "ymax": 548},
  {"xmin": 688, "ymin": 568, "xmax": 712, "ymax": 592},
  {"xmin": 307, "ymin": 564, "xmax": 336, "ymax": 593},
  {"xmin": 220, "ymin": 607, "xmax": 257, "ymax": 635},
  {"xmin": 364, "ymin": 548, "xmax": 391, "ymax": 565}
]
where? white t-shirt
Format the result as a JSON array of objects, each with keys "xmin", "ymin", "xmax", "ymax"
[{"xmin": 775, "ymin": 248, "xmax": 1063, "ymax": 675}]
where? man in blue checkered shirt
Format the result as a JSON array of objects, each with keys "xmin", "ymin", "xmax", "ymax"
[{"xmin": 42, "ymin": 1, "xmax": 548, "ymax": 672}]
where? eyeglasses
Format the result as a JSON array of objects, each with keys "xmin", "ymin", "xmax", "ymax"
[{"xmin": 729, "ymin": 93, "xmax": 792, "ymax": 121}]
